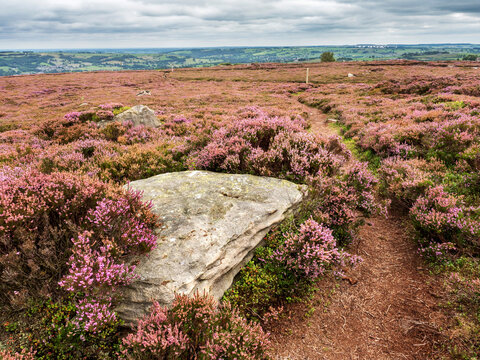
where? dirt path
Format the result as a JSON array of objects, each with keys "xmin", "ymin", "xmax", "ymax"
[
  {"xmin": 268, "ymin": 110, "xmax": 449, "ymax": 359},
  {"xmin": 303, "ymin": 106, "xmax": 339, "ymax": 137}
]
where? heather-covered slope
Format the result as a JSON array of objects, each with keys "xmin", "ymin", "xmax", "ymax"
[{"xmin": 0, "ymin": 61, "xmax": 479, "ymax": 358}]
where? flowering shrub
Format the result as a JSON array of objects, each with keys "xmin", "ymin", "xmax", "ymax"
[
  {"xmin": 224, "ymin": 215, "xmax": 362, "ymax": 318},
  {"xmin": 100, "ymin": 120, "xmax": 154, "ymax": 144},
  {"xmin": 98, "ymin": 142, "xmax": 184, "ymax": 182},
  {"xmin": 95, "ymin": 110, "xmax": 115, "ymax": 121},
  {"xmin": 188, "ymin": 109, "xmax": 349, "ymax": 183},
  {"xmin": 58, "ymin": 191, "xmax": 157, "ymax": 333},
  {"xmin": 378, "ymin": 158, "xmax": 434, "ymax": 206},
  {"xmin": 300, "ymin": 70, "xmax": 480, "ymax": 261},
  {"xmin": 343, "ymin": 162, "xmax": 382, "ymax": 215},
  {"xmin": 272, "ymin": 218, "xmax": 361, "ymax": 280},
  {"xmin": 310, "ymin": 162, "xmax": 386, "ymax": 244},
  {"xmin": 123, "ymin": 301, "xmax": 188, "ymax": 358},
  {"xmin": 223, "ymin": 260, "xmax": 283, "ymax": 317},
  {"xmin": 410, "ymin": 186, "xmax": 480, "ymax": 249},
  {"xmin": 3, "ymin": 295, "xmax": 124, "ymax": 359},
  {"xmin": 418, "ymin": 241, "xmax": 456, "ymax": 263},
  {"xmin": 122, "ymin": 293, "xmax": 270, "ymax": 360},
  {"xmin": 0, "ymin": 349, "xmax": 35, "ymax": 360},
  {"xmin": 311, "ymin": 176, "xmax": 358, "ymax": 239},
  {"xmin": 0, "ymin": 168, "xmax": 110, "ymax": 304},
  {"xmin": 99, "ymin": 103, "xmax": 125, "ymax": 111},
  {"xmin": 0, "ymin": 166, "xmax": 158, "ymax": 355}
]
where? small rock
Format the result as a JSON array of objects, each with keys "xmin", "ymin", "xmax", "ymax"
[
  {"xmin": 79, "ymin": 102, "xmax": 89, "ymax": 106},
  {"xmin": 136, "ymin": 90, "xmax": 151, "ymax": 96},
  {"xmin": 327, "ymin": 118, "xmax": 338, "ymax": 122},
  {"xmin": 347, "ymin": 73, "xmax": 355, "ymax": 78},
  {"xmin": 101, "ymin": 105, "xmax": 161, "ymax": 128}
]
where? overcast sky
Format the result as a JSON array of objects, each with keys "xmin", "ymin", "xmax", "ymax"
[{"xmin": 1, "ymin": 0, "xmax": 479, "ymax": 49}]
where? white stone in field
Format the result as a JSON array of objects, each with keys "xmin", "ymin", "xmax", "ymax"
[
  {"xmin": 136, "ymin": 90, "xmax": 151, "ymax": 96},
  {"xmin": 101, "ymin": 105, "xmax": 160, "ymax": 128},
  {"xmin": 348, "ymin": 73, "xmax": 355, "ymax": 78},
  {"xmin": 116, "ymin": 170, "xmax": 306, "ymax": 324}
]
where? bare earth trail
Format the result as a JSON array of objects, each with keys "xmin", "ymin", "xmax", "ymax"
[{"xmin": 268, "ymin": 109, "xmax": 449, "ymax": 359}]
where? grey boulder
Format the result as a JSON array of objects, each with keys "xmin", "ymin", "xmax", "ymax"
[
  {"xmin": 101, "ymin": 104, "xmax": 161, "ymax": 128},
  {"xmin": 116, "ymin": 170, "xmax": 306, "ymax": 324}
]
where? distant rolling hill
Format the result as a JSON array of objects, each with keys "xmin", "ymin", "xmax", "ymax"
[{"xmin": 0, "ymin": 43, "xmax": 479, "ymax": 76}]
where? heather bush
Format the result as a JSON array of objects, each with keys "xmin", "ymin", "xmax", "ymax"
[
  {"xmin": 0, "ymin": 349, "xmax": 35, "ymax": 360},
  {"xmin": 310, "ymin": 163, "xmax": 386, "ymax": 244},
  {"xmin": 0, "ymin": 168, "xmax": 110, "ymax": 304},
  {"xmin": 122, "ymin": 293, "xmax": 270, "ymax": 360},
  {"xmin": 446, "ymin": 257, "xmax": 480, "ymax": 303},
  {"xmin": 410, "ymin": 186, "xmax": 480, "ymax": 250},
  {"xmin": 36, "ymin": 137, "xmax": 182, "ymax": 183},
  {"xmin": 202, "ymin": 302, "xmax": 270, "ymax": 360},
  {"xmin": 418, "ymin": 241, "xmax": 456, "ymax": 263},
  {"xmin": 272, "ymin": 218, "xmax": 361, "ymax": 280},
  {"xmin": 310, "ymin": 176, "xmax": 358, "ymax": 242},
  {"xmin": 101, "ymin": 121, "xmax": 125, "ymax": 141},
  {"xmin": 357, "ymin": 122, "xmax": 411, "ymax": 158},
  {"xmin": 99, "ymin": 103, "xmax": 125, "ymax": 111},
  {"xmin": 0, "ymin": 130, "xmax": 47, "ymax": 165},
  {"xmin": 343, "ymin": 162, "xmax": 382, "ymax": 215},
  {"xmin": 98, "ymin": 142, "xmax": 184, "ymax": 182},
  {"xmin": 378, "ymin": 158, "xmax": 434, "ymax": 206},
  {"xmin": 426, "ymin": 115, "xmax": 479, "ymax": 166},
  {"xmin": 224, "ymin": 215, "xmax": 361, "ymax": 318},
  {"xmin": 95, "ymin": 110, "xmax": 115, "ymax": 121},
  {"xmin": 0, "ymin": 166, "xmax": 158, "ymax": 355},
  {"xmin": 302, "ymin": 75, "xmax": 480, "ymax": 259},
  {"xmin": 163, "ymin": 116, "xmax": 196, "ymax": 137},
  {"xmin": 188, "ymin": 109, "xmax": 350, "ymax": 183},
  {"xmin": 38, "ymin": 139, "xmax": 120, "ymax": 176},
  {"xmin": 223, "ymin": 215, "xmax": 306, "ymax": 318},
  {"xmin": 2, "ymin": 295, "xmax": 123, "ymax": 359},
  {"xmin": 101, "ymin": 120, "xmax": 155, "ymax": 144},
  {"xmin": 34, "ymin": 113, "xmax": 100, "ymax": 144}
]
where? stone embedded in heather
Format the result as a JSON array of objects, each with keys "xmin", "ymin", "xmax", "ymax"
[
  {"xmin": 99, "ymin": 104, "xmax": 161, "ymax": 128},
  {"xmin": 136, "ymin": 90, "xmax": 151, "ymax": 96},
  {"xmin": 116, "ymin": 170, "xmax": 306, "ymax": 324}
]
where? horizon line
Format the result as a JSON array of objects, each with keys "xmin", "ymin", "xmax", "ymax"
[{"xmin": 1, "ymin": 43, "xmax": 478, "ymax": 52}]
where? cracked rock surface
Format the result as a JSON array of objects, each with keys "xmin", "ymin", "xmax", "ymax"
[{"xmin": 116, "ymin": 170, "xmax": 306, "ymax": 324}]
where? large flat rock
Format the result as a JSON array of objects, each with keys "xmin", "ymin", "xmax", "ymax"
[{"xmin": 116, "ymin": 171, "xmax": 306, "ymax": 324}]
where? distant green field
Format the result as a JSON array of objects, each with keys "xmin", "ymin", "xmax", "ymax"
[{"xmin": 0, "ymin": 44, "xmax": 479, "ymax": 76}]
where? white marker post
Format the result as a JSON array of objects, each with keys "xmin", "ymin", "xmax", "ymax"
[{"xmin": 306, "ymin": 68, "xmax": 309, "ymax": 84}]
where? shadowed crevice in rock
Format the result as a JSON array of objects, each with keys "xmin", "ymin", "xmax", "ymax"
[{"xmin": 116, "ymin": 170, "xmax": 306, "ymax": 324}]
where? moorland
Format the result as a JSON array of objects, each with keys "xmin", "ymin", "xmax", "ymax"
[{"xmin": 0, "ymin": 60, "xmax": 479, "ymax": 359}]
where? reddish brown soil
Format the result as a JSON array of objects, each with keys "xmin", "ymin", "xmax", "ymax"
[
  {"xmin": 268, "ymin": 214, "xmax": 449, "ymax": 360},
  {"xmin": 301, "ymin": 106, "xmax": 339, "ymax": 138},
  {"xmin": 267, "ymin": 111, "xmax": 450, "ymax": 360}
]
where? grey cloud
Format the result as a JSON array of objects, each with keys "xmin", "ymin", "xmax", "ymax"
[{"xmin": 0, "ymin": 0, "xmax": 479, "ymax": 48}]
